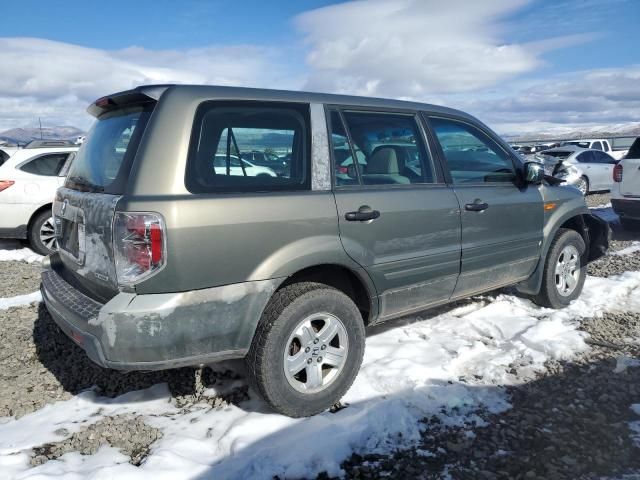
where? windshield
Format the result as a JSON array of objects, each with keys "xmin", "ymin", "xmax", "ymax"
[
  {"xmin": 65, "ymin": 104, "xmax": 152, "ymax": 193},
  {"xmin": 564, "ymin": 141, "xmax": 590, "ymax": 149}
]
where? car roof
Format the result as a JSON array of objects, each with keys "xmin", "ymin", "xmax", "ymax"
[{"xmin": 95, "ymin": 84, "xmax": 477, "ymax": 122}]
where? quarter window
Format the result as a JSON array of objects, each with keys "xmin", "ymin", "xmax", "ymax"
[
  {"xmin": 20, "ymin": 153, "xmax": 70, "ymax": 176},
  {"xmin": 429, "ymin": 117, "xmax": 515, "ymax": 184},
  {"xmin": 592, "ymin": 141, "xmax": 603, "ymax": 151},
  {"xmin": 331, "ymin": 110, "xmax": 434, "ymax": 186},
  {"xmin": 186, "ymin": 103, "xmax": 309, "ymax": 193}
]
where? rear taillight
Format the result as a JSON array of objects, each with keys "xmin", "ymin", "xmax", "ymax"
[
  {"xmin": 0, "ymin": 180, "xmax": 15, "ymax": 192},
  {"xmin": 613, "ymin": 163, "xmax": 623, "ymax": 182},
  {"xmin": 113, "ymin": 212, "xmax": 166, "ymax": 286}
]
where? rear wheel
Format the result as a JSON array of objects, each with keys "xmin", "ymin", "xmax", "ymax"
[
  {"xmin": 576, "ymin": 176, "xmax": 589, "ymax": 196},
  {"xmin": 29, "ymin": 210, "xmax": 57, "ymax": 255},
  {"xmin": 532, "ymin": 229, "xmax": 586, "ymax": 309},
  {"xmin": 246, "ymin": 282, "xmax": 365, "ymax": 417}
]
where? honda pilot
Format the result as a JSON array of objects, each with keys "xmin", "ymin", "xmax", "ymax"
[{"xmin": 41, "ymin": 85, "xmax": 609, "ymax": 417}]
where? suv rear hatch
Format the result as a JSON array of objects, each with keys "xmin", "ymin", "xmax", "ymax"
[
  {"xmin": 620, "ymin": 138, "xmax": 640, "ymax": 197},
  {"xmin": 54, "ymin": 88, "xmax": 163, "ymax": 302}
]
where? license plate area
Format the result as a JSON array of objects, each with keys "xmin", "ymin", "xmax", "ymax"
[{"xmin": 54, "ymin": 201, "xmax": 86, "ymax": 264}]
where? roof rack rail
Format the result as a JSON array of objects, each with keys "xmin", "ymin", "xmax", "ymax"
[{"xmin": 24, "ymin": 140, "xmax": 75, "ymax": 149}]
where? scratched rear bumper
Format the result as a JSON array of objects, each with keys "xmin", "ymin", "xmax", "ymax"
[{"xmin": 41, "ymin": 258, "xmax": 279, "ymax": 370}]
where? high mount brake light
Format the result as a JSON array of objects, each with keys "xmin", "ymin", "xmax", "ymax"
[
  {"xmin": 0, "ymin": 180, "xmax": 15, "ymax": 192},
  {"xmin": 613, "ymin": 163, "xmax": 623, "ymax": 183},
  {"xmin": 113, "ymin": 212, "xmax": 166, "ymax": 286}
]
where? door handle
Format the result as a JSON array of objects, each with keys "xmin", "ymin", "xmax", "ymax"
[
  {"xmin": 465, "ymin": 201, "xmax": 489, "ymax": 212},
  {"xmin": 345, "ymin": 209, "xmax": 380, "ymax": 222}
]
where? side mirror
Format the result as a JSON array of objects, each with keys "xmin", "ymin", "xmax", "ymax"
[{"xmin": 524, "ymin": 161, "xmax": 544, "ymax": 185}]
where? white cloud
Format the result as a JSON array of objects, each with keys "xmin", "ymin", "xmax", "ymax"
[
  {"xmin": 295, "ymin": 0, "xmax": 593, "ymax": 97},
  {"xmin": 0, "ymin": 37, "xmax": 300, "ymax": 130}
]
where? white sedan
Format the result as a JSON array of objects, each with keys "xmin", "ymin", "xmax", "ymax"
[
  {"xmin": 213, "ymin": 154, "xmax": 277, "ymax": 177},
  {"xmin": 0, "ymin": 144, "xmax": 78, "ymax": 254}
]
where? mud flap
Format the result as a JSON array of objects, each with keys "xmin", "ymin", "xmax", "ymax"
[{"xmin": 584, "ymin": 213, "xmax": 611, "ymax": 262}]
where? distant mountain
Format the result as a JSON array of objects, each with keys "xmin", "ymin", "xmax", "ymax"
[
  {"xmin": 503, "ymin": 123, "xmax": 640, "ymax": 142},
  {"xmin": 0, "ymin": 126, "xmax": 85, "ymax": 145}
]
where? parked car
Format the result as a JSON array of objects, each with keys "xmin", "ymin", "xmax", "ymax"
[
  {"xmin": 41, "ymin": 85, "xmax": 609, "ymax": 418},
  {"xmin": 561, "ymin": 138, "xmax": 627, "ymax": 160},
  {"xmin": 538, "ymin": 145, "xmax": 616, "ymax": 195},
  {"xmin": 0, "ymin": 144, "xmax": 77, "ymax": 254},
  {"xmin": 240, "ymin": 150, "xmax": 289, "ymax": 177},
  {"xmin": 213, "ymin": 154, "xmax": 277, "ymax": 177},
  {"xmin": 612, "ymin": 137, "xmax": 640, "ymax": 230}
]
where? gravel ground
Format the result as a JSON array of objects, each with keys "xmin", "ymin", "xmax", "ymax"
[{"xmin": 1, "ymin": 192, "xmax": 639, "ymax": 476}]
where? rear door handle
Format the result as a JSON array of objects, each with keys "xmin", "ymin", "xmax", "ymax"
[
  {"xmin": 345, "ymin": 209, "xmax": 380, "ymax": 221},
  {"xmin": 465, "ymin": 202, "xmax": 489, "ymax": 212}
]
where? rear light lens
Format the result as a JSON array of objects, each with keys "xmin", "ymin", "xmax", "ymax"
[
  {"xmin": 0, "ymin": 180, "xmax": 15, "ymax": 192},
  {"xmin": 613, "ymin": 163, "xmax": 623, "ymax": 182},
  {"xmin": 113, "ymin": 212, "xmax": 166, "ymax": 286}
]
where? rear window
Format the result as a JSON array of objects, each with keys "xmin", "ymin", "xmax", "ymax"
[
  {"xmin": 185, "ymin": 102, "xmax": 310, "ymax": 193},
  {"xmin": 65, "ymin": 104, "xmax": 152, "ymax": 193}
]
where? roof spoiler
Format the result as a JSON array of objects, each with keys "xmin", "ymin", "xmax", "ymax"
[{"xmin": 87, "ymin": 84, "xmax": 173, "ymax": 117}]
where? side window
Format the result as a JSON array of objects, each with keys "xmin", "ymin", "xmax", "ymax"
[
  {"xmin": 186, "ymin": 103, "xmax": 309, "ymax": 193},
  {"xmin": 429, "ymin": 117, "xmax": 515, "ymax": 184},
  {"xmin": 603, "ymin": 142, "xmax": 610, "ymax": 152},
  {"xmin": 20, "ymin": 153, "xmax": 69, "ymax": 176},
  {"xmin": 330, "ymin": 111, "xmax": 358, "ymax": 186},
  {"xmin": 592, "ymin": 141, "xmax": 603, "ymax": 151},
  {"xmin": 595, "ymin": 151, "xmax": 614, "ymax": 164},
  {"xmin": 577, "ymin": 151, "xmax": 594, "ymax": 163},
  {"xmin": 59, "ymin": 152, "xmax": 76, "ymax": 177},
  {"xmin": 334, "ymin": 110, "xmax": 433, "ymax": 186}
]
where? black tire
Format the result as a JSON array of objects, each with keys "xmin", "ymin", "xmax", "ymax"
[
  {"xmin": 29, "ymin": 209, "xmax": 56, "ymax": 255},
  {"xmin": 246, "ymin": 282, "xmax": 365, "ymax": 417},
  {"xmin": 532, "ymin": 229, "xmax": 587, "ymax": 309},
  {"xmin": 620, "ymin": 218, "xmax": 640, "ymax": 231}
]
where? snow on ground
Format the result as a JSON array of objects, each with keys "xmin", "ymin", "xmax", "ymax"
[
  {"xmin": 3, "ymin": 272, "xmax": 640, "ymax": 480},
  {"xmin": 0, "ymin": 291, "xmax": 42, "ymax": 310},
  {"xmin": 0, "ymin": 241, "xmax": 42, "ymax": 263},
  {"xmin": 615, "ymin": 242, "xmax": 640, "ymax": 256}
]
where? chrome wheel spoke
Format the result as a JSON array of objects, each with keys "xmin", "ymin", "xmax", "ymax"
[
  {"xmin": 555, "ymin": 244, "xmax": 580, "ymax": 296},
  {"xmin": 305, "ymin": 363, "xmax": 324, "ymax": 390},
  {"xmin": 287, "ymin": 351, "xmax": 307, "ymax": 375},
  {"xmin": 565, "ymin": 273, "xmax": 577, "ymax": 289},
  {"xmin": 318, "ymin": 319, "xmax": 339, "ymax": 344},
  {"xmin": 323, "ymin": 346, "xmax": 346, "ymax": 367}
]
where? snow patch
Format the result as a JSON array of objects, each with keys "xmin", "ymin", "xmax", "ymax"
[
  {"xmin": 0, "ymin": 291, "xmax": 42, "ymax": 310},
  {"xmin": 2, "ymin": 272, "xmax": 639, "ymax": 479},
  {"xmin": 0, "ymin": 248, "xmax": 43, "ymax": 264},
  {"xmin": 614, "ymin": 242, "xmax": 640, "ymax": 256}
]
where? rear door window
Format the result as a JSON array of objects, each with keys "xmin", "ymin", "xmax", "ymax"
[
  {"xmin": 186, "ymin": 102, "xmax": 310, "ymax": 193},
  {"xmin": 429, "ymin": 117, "xmax": 516, "ymax": 184},
  {"xmin": 20, "ymin": 153, "xmax": 70, "ymax": 176},
  {"xmin": 577, "ymin": 151, "xmax": 595, "ymax": 163},
  {"xmin": 65, "ymin": 104, "xmax": 152, "ymax": 193},
  {"xmin": 331, "ymin": 110, "xmax": 434, "ymax": 186},
  {"xmin": 592, "ymin": 141, "xmax": 603, "ymax": 151}
]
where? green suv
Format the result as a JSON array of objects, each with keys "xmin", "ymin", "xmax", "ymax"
[{"xmin": 41, "ymin": 85, "xmax": 609, "ymax": 417}]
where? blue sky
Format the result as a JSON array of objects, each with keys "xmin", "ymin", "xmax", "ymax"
[{"xmin": 0, "ymin": 0, "xmax": 638, "ymax": 134}]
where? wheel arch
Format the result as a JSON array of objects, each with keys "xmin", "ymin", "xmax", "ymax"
[
  {"xmin": 278, "ymin": 263, "xmax": 377, "ymax": 325},
  {"xmin": 26, "ymin": 203, "xmax": 53, "ymax": 239}
]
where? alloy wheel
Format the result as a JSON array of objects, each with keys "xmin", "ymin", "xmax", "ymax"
[
  {"xmin": 555, "ymin": 244, "xmax": 580, "ymax": 296},
  {"xmin": 39, "ymin": 216, "xmax": 57, "ymax": 252}
]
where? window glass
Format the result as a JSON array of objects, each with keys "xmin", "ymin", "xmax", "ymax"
[
  {"xmin": 603, "ymin": 142, "xmax": 610, "ymax": 152},
  {"xmin": 330, "ymin": 111, "xmax": 358, "ymax": 186},
  {"xmin": 594, "ymin": 151, "xmax": 614, "ymax": 164},
  {"xmin": 65, "ymin": 105, "xmax": 151, "ymax": 193},
  {"xmin": 186, "ymin": 104, "xmax": 309, "ymax": 193},
  {"xmin": 20, "ymin": 153, "xmax": 69, "ymax": 176},
  {"xmin": 592, "ymin": 141, "xmax": 603, "ymax": 151},
  {"xmin": 430, "ymin": 117, "xmax": 515, "ymax": 184},
  {"xmin": 336, "ymin": 111, "xmax": 432, "ymax": 186},
  {"xmin": 577, "ymin": 151, "xmax": 594, "ymax": 163}
]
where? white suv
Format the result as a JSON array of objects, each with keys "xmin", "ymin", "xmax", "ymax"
[
  {"xmin": 612, "ymin": 137, "xmax": 640, "ymax": 229},
  {"xmin": 0, "ymin": 142, "xmax": 78, "ymax": 254}
]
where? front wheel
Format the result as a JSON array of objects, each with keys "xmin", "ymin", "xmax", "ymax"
[
  {"xmin": 246, "ymin": 282, "xmax": 365, "ymax": 417},
  {"xmin": 532, "ymin": 229, "xmax": 586, "ymax": 309}
]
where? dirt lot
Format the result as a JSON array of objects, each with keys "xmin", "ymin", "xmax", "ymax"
[{"xmin": 1, "ymin": 193, "xmax": 639, "ymax": 479}]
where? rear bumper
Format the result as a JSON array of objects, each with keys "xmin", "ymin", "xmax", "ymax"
[
  {"xmin": 612, "ymin": 198, "xmax": 640, "ymax": 220},
  {"xmin": 41, "ymin": 262, "xmax": 279, "ymax": 370}
]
